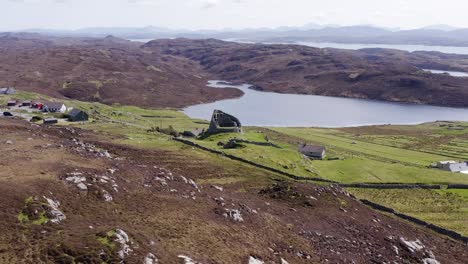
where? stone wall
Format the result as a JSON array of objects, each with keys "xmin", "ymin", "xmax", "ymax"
[
  {"xmin": 173, "ymin": 137, "xmax": 467, "ymax": 190},
  {"xmin": 173, "ymin": 137, "xmax": 336, "ymax": 183},
  {"xmin": 339, "ymin": 183, "xmax": 441, "ymax": 189},
  {"xmin": 448, "ymin": 184, "xmax": 468, "ymax": 189},
  {"xmin": 174, "ymin": 137, "xmax": 468, "ymax": 243},
  {"xmin": 361, "ymin": 199, "xmax": 468, "ymax": 244},
  {"xmin": 231, "ymin": 138, "xmax": 281, "ymax": 148}
]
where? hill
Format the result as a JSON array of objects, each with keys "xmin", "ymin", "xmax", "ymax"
[
  {"xmin": 2, "ymin": 34, "xmax": 468, "ymax": 108},
  {"xmin": 22, "ymin": 25, "xmax": 468, "ymax": 47},
  {"xmin": 0, "ymin": 35, "xmax": 242, "ymax": 108},
  {"xmin": 0, "ymin": 117, "xmax": 467, "ymax": 263},
  {"xmin": 144, "ymin": 38, "xmax": 468, "ymax": 108}
]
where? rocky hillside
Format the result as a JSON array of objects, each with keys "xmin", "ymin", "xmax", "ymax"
[
  {"xmin": 0, "ymin": 35, "xmax": 242, "ymax": 108},
  {"xmin": 0, "ymin": 118, "xmax": 466, "ymax": 263},
  {"xmin": 1, "ymin": 34, "xmax": 468, "ymax": 108},
  {"xmin": 144, "ymin": 38, "xmax": 468, "ymax": 108}
]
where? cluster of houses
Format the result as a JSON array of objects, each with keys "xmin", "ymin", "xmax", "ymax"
[
  {"xmin": 7, "ymin": 100, "xmax": 67, "ymax": 113},
  {"xmin": 4, "ymin": 100, "xmax": 89, "ymax": 124},
  {"xmin": 435, "ymin": 161, "xmax": 468, "ymax": 174}
]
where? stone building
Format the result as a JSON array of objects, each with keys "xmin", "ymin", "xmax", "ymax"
[{"xmin": 207, "ymin": 110, "xmax": 242, "ymax": 135}]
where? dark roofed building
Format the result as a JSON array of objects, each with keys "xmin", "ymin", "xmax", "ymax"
[
  {"xmin": 43, "ymin": 118, "xmax": 58, "ymax": 125},
  {"xmin": 68, "ymin": 109, "xmax": 89, "ymax": 122},
  {"xmin": 299, "ymin": 144, "xmax": 326, "ymax": 160},
  {"xmin": 7, "ymin": 101, "xmax": 16, "ymax": 106},
  {"xmin": 43, "ymin": 102, "xmax": 66, "ymax": 113}
]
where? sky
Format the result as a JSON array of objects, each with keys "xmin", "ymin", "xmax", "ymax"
[{"xmin": 1, "ymin": 0, "xmax": 468, "ymax": 31}]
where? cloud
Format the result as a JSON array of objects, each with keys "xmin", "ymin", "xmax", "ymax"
[
  {"xmin": 200, "ymin": 0, "xmax": 219, "ymax": 9},
  {"xmin": 8, "ymin": 0, "xmax": 67, "ymax": 3}
]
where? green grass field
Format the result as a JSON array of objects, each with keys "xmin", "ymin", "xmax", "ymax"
[
  {"xmin": 349, "ymin": 188, "xmax": 468, "ymax": 236},
  {"xmin": 3, "ymin": 91, "xmax": 468, "ymax": 185},
  {"xmin": 312, "ymin": 158, "xmax": 468, "ymax": 184},
  {"xmin": 272, "ymin": 127, "xmax": 454, "ymax": 165},
  {"xmin": 3, "ymin": 92, "xmax": 467, "ymax": 236},
  {"xmin": 188, "ymin": 131, "xmax": 318, "ymax": 177},
  {"xmin": 269, "ymin": 126, "xmax": 468, "ymax": 184}
]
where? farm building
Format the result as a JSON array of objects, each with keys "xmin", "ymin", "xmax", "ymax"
[
  {"xmin": 0, "ymin": 87, "xmax": 16, "ymax": 95},
  {"xmin": 21, "ymin": 101, "xmax": 32, "ymax": 107},
  {"xmin": 43, "ymin": 102, "xmax": 67, "ymax": 113},
  {"xmin": 299, "ymin": 144, "xmax": 326, "ymax": 160},
  {"xmin": 68, "ymin": 109, "xmax": 89, "ymax": 122},
  {"xmin": 436, "ymin": 161, "xmax": 468, "ymax": 173},
  {"xmin": 207, "ymin": 110, "xmax": 242, "ymax": 135},
  {"xmin": 7, "ymin": 101, "xmax": 16, "ymax": 106},
  {"xmin": 43, "ymin": 118, "xmax": 58, "ymax": 125}
]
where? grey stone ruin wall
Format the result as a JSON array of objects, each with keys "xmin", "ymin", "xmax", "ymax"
[{"xmin": 207, "ymin": 110, "xmax": 242, "ymax": 135}]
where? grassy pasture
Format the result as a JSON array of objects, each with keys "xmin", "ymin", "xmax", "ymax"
[{"xmin": 349, "ymin": 188, "xmax": 468, "ymax": 236}]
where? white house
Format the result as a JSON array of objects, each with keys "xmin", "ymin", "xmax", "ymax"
[
  {"xmin": 436, "ymin": 161, "xmax": 468, "ymax": 173},
  {"xmin": 42, "ymin": 102, "xmax": 67, "ymax": 113}
]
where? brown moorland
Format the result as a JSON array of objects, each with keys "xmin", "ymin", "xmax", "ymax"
[
  {"xmin": 0, "ymin": 34, "xmax": 242, "ymax": 108},
  {"xmin": 1, "ymin": 34, "xmax": 468, "ymax": 108},
  {"xmin": 144, "ymin": 38, "xmax": 468, "ymax": 108},
  {"xmin": 0, "ymin": 118, "xmax": 467, "ymax": 263}
]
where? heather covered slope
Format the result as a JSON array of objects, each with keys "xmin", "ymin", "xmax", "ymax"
[
  {"xmin": 0, "ymin": 118, "xmax": 466, "ymax": 263},
  {"xmin": 0, "ymin": 35, "xmax": 242, "ymax": 108},
  {"xmin": 144, "ymin": 38, "xmax": 468, "ymax": 107},
  {"xmin": 1, "ymin": 34, "xmax": 468, "ymax": 108}
]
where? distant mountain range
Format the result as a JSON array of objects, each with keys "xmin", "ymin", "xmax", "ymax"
[{"xmin": 13, "ymin": 24, "xmax": 468, "ymax": 47}]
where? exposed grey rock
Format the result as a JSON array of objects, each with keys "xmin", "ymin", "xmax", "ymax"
[
  {"xmin": 422, "ymin": 258, "xmax": 440, "ymax": 264},
  {"xmin": 101, "ymin": 150, "xmax": 112, "ymax": 159},
  {"xmin": 400, "ymin": 237, "xmax": 425, "ymax": 253},
  {"xmin": 212, "ymin": 185, "xmax": 224, "ymax": 192},
  {"xmin": 43, "ymin": 197, "xmax": 66, "ymax": 224},
  {"xmin": 76, "ymin": 182, "xmax": 88, "ymax": 191},
  {"xmin": 154, "ymin": 176, "xmax": 168, "ymax": 186},
  {"xmin": 143, "ymin": 253, "xmax": 158, "ymax": 264},
  {"xmin": 65, "ymin": 176, "xmax": 86, "ymax": 184},
  {"xmin": 248, "ymin": 256, "xmax": 264, "ymax": 264},
  {"xmin": 115, "ymin": 229, "xmax": 133, "ymax": 260},
  {"xmin": 223, "ymin": 209, "xmax": 244, "ymax": 222},
  {"xmin": 178, "ymin": 255, "xmax": 200, "ymax": 264},
  {"xmin": 102, "ymin": 190, "xmax": 113, "ymax": 202}
]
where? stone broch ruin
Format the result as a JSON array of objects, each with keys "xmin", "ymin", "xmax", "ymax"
[{"xmin": 207, "ymin": 110, "xmax": 242, "ymax": 135}]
